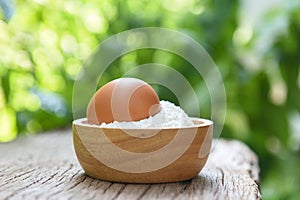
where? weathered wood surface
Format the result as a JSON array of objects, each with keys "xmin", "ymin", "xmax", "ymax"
[{"xmin": 0, "ymin": 129, "xmax": 261, "ymax": 200}]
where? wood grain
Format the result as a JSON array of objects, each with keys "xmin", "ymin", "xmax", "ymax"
[{"xmin": 0, "ymin": 129, "xmax": 261, "ymax": 200}]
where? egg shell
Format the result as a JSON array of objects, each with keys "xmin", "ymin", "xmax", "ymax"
[{"xmin": 87, "ymin": 78, "xmax": 161, "ymax": 124}]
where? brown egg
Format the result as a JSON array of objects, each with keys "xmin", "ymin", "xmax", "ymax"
[{"xmin": 87, "ymin": 78, "xmax": 161, "ymax": 124}]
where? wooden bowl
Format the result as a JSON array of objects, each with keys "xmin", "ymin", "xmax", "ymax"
[{"xmin": 72, "ymin": 118, "xmax": 213, "ymax": 183}]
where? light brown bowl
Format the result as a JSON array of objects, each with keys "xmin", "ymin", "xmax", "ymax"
[{"xmin": 72, "ymin": 117, "xmax": 213, "ymax": 183}]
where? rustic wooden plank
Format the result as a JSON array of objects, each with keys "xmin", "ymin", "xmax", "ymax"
[{"xmin": 0, "ymin": 129, "xmax": 261, "ymax": 200}]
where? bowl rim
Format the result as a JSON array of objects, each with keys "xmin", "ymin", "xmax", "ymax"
[{"xmin": 73, "ymin": 117, "xmax": 213, "ymax": 131}]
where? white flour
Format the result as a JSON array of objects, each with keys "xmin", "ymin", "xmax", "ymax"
[{"xmin": 99, "ymin": 100, "xmax": 194, "ymax": 128}]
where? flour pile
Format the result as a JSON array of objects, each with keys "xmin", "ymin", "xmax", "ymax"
[{"xmin": 99, "ymin": 100, "xmax": 194, "ymax": 128}]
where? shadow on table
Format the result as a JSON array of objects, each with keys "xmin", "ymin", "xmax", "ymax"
[{"xmin": 70, "ymin": 172, "xmax": 212, "ymax": 198}]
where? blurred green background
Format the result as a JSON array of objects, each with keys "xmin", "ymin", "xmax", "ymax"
[{"xmin": 1, "ymin": 0, "xmax": 300, "ymax": 199}]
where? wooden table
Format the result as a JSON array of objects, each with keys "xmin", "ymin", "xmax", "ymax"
[{"xmin": 0, "ymin": 129, "xmax": 261, "ymax": 199}]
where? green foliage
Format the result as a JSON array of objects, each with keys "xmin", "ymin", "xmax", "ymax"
[
  {"xmin": 255, "ymin": 6, "xmax": 300, "ymax": 199},
  {"xmin": 0, "ymin": 0, "xmax": 300, "ymax": 199}
]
